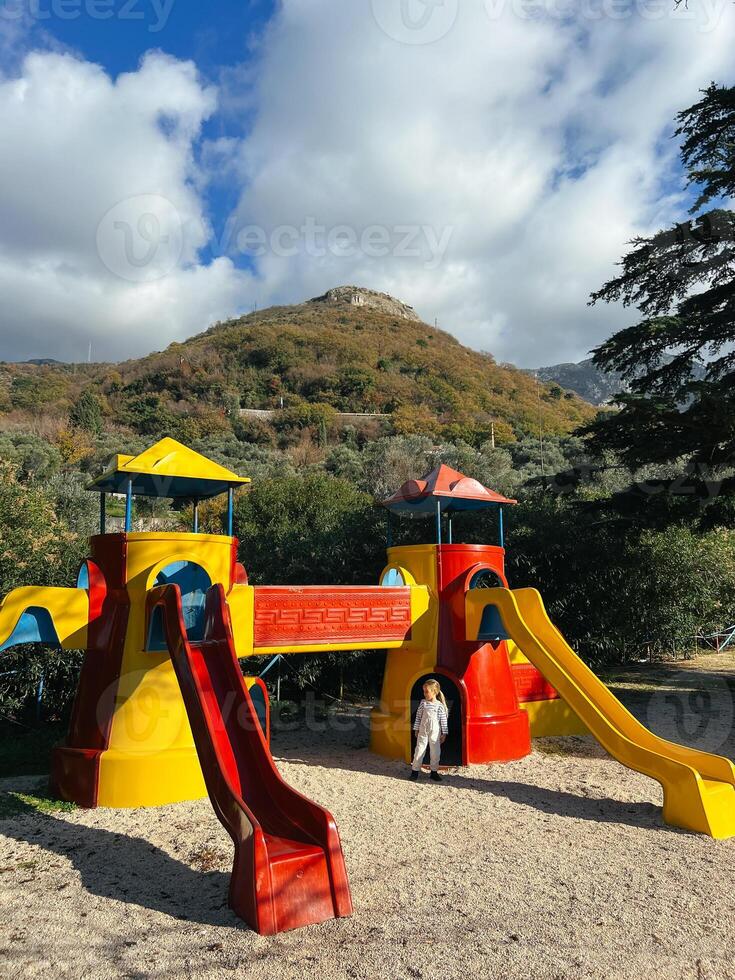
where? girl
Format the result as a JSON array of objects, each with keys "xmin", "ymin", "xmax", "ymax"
[{"xmin": 410, "ymin": 679, "xmax": 449, "ymax": 781}]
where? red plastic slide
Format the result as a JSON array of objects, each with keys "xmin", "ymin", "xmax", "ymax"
[{"xmin": 147, "ymin": 584, "xmax": 353, "ymax": 934}]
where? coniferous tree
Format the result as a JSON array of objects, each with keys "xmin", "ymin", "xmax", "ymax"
[
  {"xmin": 69, "ymin": 390, "xmax": 103, "ymax": 435},
  {"xmin": 586, "ymin": 84, "xmax": 735, "ymax": 474}
]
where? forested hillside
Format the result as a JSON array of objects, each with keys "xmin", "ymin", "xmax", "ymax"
[{"xmin": 0, "ymin": 289, "xmax": 593, "ymax": 450}]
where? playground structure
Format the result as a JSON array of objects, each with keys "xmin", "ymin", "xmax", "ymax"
[
  {"xmin": 1, "ymin": 437, "xmax": 734, "ymax": 934},
  {"xmin": 698, "ymin": 624, "xmax": 735, "ymax": 653}
]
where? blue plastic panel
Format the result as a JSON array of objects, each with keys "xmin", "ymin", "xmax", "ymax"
[
  {"xmin": 147, "ymin": 561, "xmax": 212, "ymax": 651},
  {"xmin": 0, "ymin": 607, "xmax": 61, "ymax": 653},
  {"xmin": 477, "ymin": 604, "xmax": 511, "ymax": 642}
]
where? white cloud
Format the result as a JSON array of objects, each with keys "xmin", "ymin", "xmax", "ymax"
[
  {"xmin": 0, "ymin": 49, "xmax": 253, "ymax": 361},
  {"xmin": 227, "ymin": 0, "xmax": 735, "ymax": 366},
  {"xmin": 0, "ymin": 2, "xmax": 734, "ymax": 366}
]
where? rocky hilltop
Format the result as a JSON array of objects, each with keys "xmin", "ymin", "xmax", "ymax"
[{"xmin": 310, "ymin": 286, "xmax": 421, "ymax": 321}]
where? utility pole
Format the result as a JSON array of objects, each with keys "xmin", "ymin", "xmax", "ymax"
[
  {"xmin": 536, "ymin": 376, "xmax": 546, "ymax": 483},
  {"xmin": 490, "ymin": 422, "xmax": 496, "ymax": 450}
]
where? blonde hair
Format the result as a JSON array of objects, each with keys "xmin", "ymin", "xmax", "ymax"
[{"xmin": 423, "ymin": 678, "xmax": 448, "ymax": 714}]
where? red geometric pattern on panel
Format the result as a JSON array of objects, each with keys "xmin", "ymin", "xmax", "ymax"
[
  {"xmin": 253, "ymin": 587, "xmax": 412, "ymax": 647},
  {"xmin": 512, "ymin": 663, "xmax": 559, "ymax": 703}
]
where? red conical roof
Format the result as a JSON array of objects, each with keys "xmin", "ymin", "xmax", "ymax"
[{"xmin": 383, "ymin": 464, "xmax": 516, "ymax": 515}]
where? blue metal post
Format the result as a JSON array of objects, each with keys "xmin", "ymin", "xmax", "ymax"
[
  {"xmin": 227, "ymin": 487, "xmax": 234, "ymax": 537},
  {"xmin": 36, "ymin": 673, "xmax": 45, "ymax": 722},
  {"xmin": 193, "ymin": 501, "xmax": 199, "ymax": 534},
  {"xmin": 258, "ymin": 654, "xmax": 282, "ymax": 679},
  {"xmin": 436, "ymin": 499, "xmax": 442, "ymax": 545},
  {"xmin": 100, "ymin": 493, "xmax": 106, "ymax": 535},
  {"xmin": 499, "ymin": 506, "xmax": 505, "ymax": 549},
  {"xmin": 448, "ymin": 515, "xmax": 453, "ymax": 544},
  {"xmin": 124, "ymin": 479, "xmax": 133, "ymax": 532}
]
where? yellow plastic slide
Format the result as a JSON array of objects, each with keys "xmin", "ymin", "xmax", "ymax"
[{"xmin": 467, "ymin": 587, "xmax": 735, "ymax": 839}]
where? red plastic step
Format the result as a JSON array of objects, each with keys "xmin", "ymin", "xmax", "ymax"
[{"xmin": 263, "ymin": 835, "xmax": 336, "ymax": 932}]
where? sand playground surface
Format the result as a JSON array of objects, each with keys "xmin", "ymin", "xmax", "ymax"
[{"xmin": 2, "ymin": 655, "xmax": 735, "ymax": 980}]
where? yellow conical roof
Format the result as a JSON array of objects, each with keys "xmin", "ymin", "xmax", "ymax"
[{"xmin": 88, "ymin": 438, "xmax": 250, "ymax": 500}]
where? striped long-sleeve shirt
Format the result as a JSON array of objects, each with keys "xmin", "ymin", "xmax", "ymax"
[{"xmin": 413, "ymin": 699, "xmax": 449, "ymax": 736}]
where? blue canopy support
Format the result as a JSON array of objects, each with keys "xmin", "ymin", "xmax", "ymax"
[
  {"xmin": 385, "ymin": 496, "xmax": 514, "ymax": 517},
  {"xmin": 381, "ymin": 464, "xmax": 517, "ymax": 548},
  {"xmin": 124, "ymin": 479, "xmax": 133, "ymax": 532},
  {"xmin": 227, "ymin": 487, "xmax": 235, "ymax": 537},
  {"xmin": 499, "ymin": 506, "xmax": 505, "ymax": 549}
]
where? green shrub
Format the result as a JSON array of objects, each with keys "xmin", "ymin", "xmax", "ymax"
[{"xmin": 0, "ymin": 462, "xmax": 88, "ymax": 723}]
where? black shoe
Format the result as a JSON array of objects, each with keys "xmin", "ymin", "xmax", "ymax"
[
  {"xmin": 409, "ymin": 769, "xmax": 419, "ymax": 781},
  {"xmin": 430, "ymin": 771, "xmax": 443, "ymax": 782}
]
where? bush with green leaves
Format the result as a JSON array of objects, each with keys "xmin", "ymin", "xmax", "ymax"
[
  {"xmin": 0, "ymin": 461, "xmax": 89, "ymax": 724},
  {"xmin": 233, "ymin": 473, "xmax": 387, "ymax": 698},
  {"xmin": 272, "ymin": 402, "xmax": 337, "ymax": 436},
  {"xmin": 0, "ymin": 433, "xmax": 63, "ymax": 481},
  {"xmin": 507, "ymin": 493, "xmax": 735, "ymax": 663},
  {"xmin": 324, "ymin": 444, "xmax": 365, "ymax": 483},
  {"xmin": 234, "ymin": 472, "xmax": 384, "ymax": 586}
]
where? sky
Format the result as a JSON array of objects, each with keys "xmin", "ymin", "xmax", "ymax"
[{"xmin": 0, "ymin": 0, "xmax": 733, "ymax": 368}]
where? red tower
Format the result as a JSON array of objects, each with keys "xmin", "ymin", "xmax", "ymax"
[{"xmin": 380, "ymin": 465, "xmax": 551, "ymax": 764}]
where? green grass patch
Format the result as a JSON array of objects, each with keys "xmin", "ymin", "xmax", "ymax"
[{"xmin": 0, "ymin": 779, "xmax": 76, "ymax": 819}]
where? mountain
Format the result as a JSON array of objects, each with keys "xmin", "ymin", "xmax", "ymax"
[
  {"xmin": 535, "ymin": 355, "xmax": 707, "ymax": 406},
  {"xmin": 0, "ymin": 287, "xmax": 594, "ymax": 445},
  {"xmin": 534, "ymin": 358, "xmax": 626, "ymax": 406}
]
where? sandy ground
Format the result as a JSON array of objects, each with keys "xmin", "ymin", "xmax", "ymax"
[{"xmin": 2, "ymin": 657, "xmax": 735, "ymax": 980}]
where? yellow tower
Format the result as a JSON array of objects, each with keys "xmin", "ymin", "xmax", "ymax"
[{"xmin": 50, "ymin": 439, "xmax": 251, "ymax": 807}]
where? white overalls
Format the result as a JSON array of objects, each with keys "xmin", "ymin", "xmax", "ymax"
[{"xmin": 411, "ymin": 699, "xmax": 449, "ymax": 772}]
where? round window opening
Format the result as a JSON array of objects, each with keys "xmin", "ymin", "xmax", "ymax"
[{"xmin": 469, "ymin": 568, "xmax": 504, "ymax": 590}]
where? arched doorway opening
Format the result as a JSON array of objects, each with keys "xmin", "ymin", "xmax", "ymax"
[
  {"xmin": 147, "ymin": 561, "xmax": 212, "ymax": 651},
  {"xmin": 410, "ymin": 673, "xmax": 463, "ymax": 767}
]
